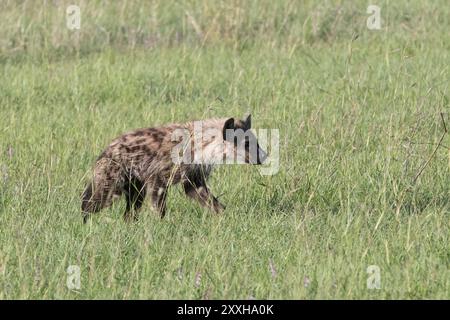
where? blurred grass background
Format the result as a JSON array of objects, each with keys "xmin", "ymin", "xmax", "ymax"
[{"xmin": 0, "ymin": 0, "xmax": 448, "ymax": 299}]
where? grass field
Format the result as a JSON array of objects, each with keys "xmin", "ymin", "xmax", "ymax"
[{"xmin": 0, "ymin": 0, "xmax": 448, "ymax": 299}]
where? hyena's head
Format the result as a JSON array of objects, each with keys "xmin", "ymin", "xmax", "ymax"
[{"xmin": 222, "ymin": 115, "xmax": 268, "ymax": 165}]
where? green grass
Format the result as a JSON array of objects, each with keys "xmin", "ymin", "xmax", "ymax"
[{"xmin": 0, "ymin": 0, "xmax": 449, "ymax": 299}]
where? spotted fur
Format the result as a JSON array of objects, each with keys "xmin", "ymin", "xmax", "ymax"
[{"xmin": 81, "ymin": 115, "xmax": 266, "ymax": 222}]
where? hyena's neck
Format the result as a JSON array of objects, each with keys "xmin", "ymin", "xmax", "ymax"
[
  {"xmin": 183, "ymin": 118, "xmax": 227, "ymax": 131},
  {"xmin": 182, "ymin": 118, "xmax": 230, "ymax": 166}
]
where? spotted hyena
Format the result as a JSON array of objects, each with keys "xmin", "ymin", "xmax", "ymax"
[{"xmin": 81, "ymin": 115, "xmax": 267, "ymax": 222}]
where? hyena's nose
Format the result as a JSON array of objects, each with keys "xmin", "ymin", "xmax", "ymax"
[{"xmin": 257, "ymin": 149, "xmax": 268, "ymax": 165}]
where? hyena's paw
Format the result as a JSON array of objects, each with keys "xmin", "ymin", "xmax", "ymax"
[
  {"xmin": 213, "ymin": 201, "xmax": 225, "ymax": 213},
  {"xmin": 123, "ymin": 210, "xmax": 139, "ymax": 223}
]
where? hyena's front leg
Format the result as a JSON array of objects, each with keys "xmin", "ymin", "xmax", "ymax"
[{"xmin": 183, "ymin": 180, "xmax": 225, "ymax": 213}]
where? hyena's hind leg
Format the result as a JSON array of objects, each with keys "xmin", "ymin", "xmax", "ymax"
[
  {"xmin": 149, "ymin": 177, "xmax": 169, "ymax": 218},
  {"xmin": 81, "ymin": 180, "xmax": 122, "ymax": 223},
  {"xmin": 183, "ymin": 177, "xmax": 225, "ymax": 213},
  {"xmin": 81, "ymin": 158, "xmax": 122, "ymax": 223},
  {"xmin": 123, "ymin": 175, "xmax": 146, "ymax": 222}
]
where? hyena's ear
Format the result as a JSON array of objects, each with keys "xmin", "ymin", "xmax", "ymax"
[
  {"xmin": 223, "ymin": 117, "xmax": 235, "ymax": 141},
  {"xmin": 243, "ymin": 114, "xmax": 251, "ymax": 130}
]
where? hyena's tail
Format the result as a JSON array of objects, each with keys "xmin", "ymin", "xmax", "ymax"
[{"xmin": 81, "ymin": 158, "xmax": 123, "ymax": 223}]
